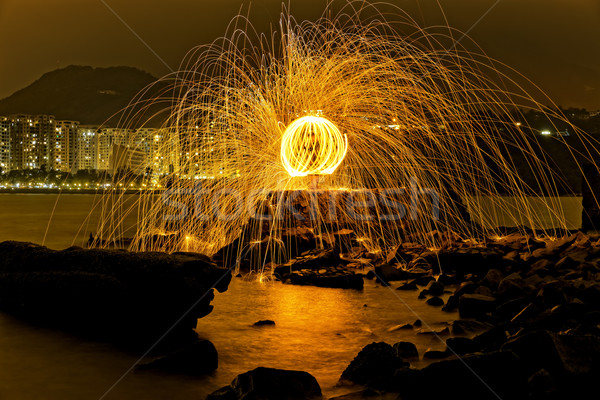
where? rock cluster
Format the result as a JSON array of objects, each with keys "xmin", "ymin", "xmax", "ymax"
[
  {"xmin": 335, "ymin": 231, "xmax": 600, "ymax": 399},
  {"xmin": 0, "ymin": 241, "xmax": 231, "ymax": 350}
]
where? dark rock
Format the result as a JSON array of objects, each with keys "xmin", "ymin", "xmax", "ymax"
[
  {"xmin": 253, "ymin": 320, "xmax": 276, "ymax": 326},
  {"xmin": 374, "ymin": 264, "xmax": 407, "ymax": 282},
  {"xmin": 327, "ymin": 388, "xmax": 381, "ymax": 399},
  {"xmin": 426, "ymin": 296, "xmax": 444, "ymax": 306},
  {"xmin": 494, "ymin": 296, "xmax": 532, "ymax": 319},
  {"xmin": 413, "ymin": 319, "xmax": 422, "ymax": 327},
  {"xmin": 339, "ymin": 342, "xmax": 409, "ymax": 385},
  {"xmin": 454, "ymin": 281, "xmax": 478, "ymax": 297},
  {"xmin": 0, "ymin": 241, "xmax": 230, "ymax": 349},
  {"xmin": 527, "ymin": 369, "xmax": 558, "ymax": 400},
  {"xmin": 417, "ymin": 326, "xmax": 450, "ymax": 336},
  {"xmin": 480, "ymin": 268, "xmax": 504, "ymax": 290},
  {"xmin": 436, "ymin": 274, "xmax": 458, "ymax": 286},
  {"xmin": 474, "ymin": 285, "xmax": 493, "ymax": 297},
  {"xmin": 137, "ymin": 340, "xmax": 218, "ymax": 375},
  {"xmin": 496, "ymin": 272, "xmax": 529, "ymax": 301},
  {"xmin": 451, "ymin": 319, "xmax": 494, "ymax": 335},
  {"xmin": 410, "ymin": 275, "xmax": 435, "ymax": 286},
  {"xmin": 283, "ymin": 269, "xmax": 363, "ymax": 289},
  {"xmin": 207, "ymin": 367, "xmax": 322, "ymax": 400},
  {"xmin": 396, "ymin": 282, "xmax": 418, "ymax": 291},
  {"xmin": 441, "ymin": 294, "xmax": 459, "ymax": 311},
  {"xmin": 459, "ymin": 294, "xmax": 496, "ymax": 318},
  {"xmin": 502, "ymin": 330, "xmax": 600, "ymax": 377},
  {"xmin": 388, "ymin": 323, "xmax": 412, "ymax": 331},
  {"xmin": 536, "ymin": 281, "xmax": 568, "ymax": 309},
  {"xmin": 423, "ymin": 349, "xmax": 449, "ymax": 359},
  {"xmin": 418, "ymin": 350, "xmax": 528, "ymax": 400},
  {"xmin": 446, "ymin": 337, "xmax": 481, "ymax": 355},
  {"xmin": 425, "ymin": 280, "xmax": 444, "ymax": 296},
  {"xmin": 393, "ymin": 341, "xmax": 418, "ymax": 359},
  {"xmin": 418, "ymin": 289, "xmax": 428, "ymax": 299},
  {"xmin": 511, "ymin": 302, "xmax": 542, "ymax": 324}
]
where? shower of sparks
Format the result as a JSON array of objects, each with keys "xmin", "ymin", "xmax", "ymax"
[{"xmin": 90, "ymin": 1, "xmax": 600, "ymax": 272}]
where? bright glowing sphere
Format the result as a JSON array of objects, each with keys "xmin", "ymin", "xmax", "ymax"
[{"xmin": 280, "ymin": 116, "xmax": 348, "ymax": 177}]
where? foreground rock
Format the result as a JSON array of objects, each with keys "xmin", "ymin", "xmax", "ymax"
[
  {"xmin": 339, "ymin": 342, "xmax": 409, "ymax": 385},
  {"xmin": 336, "ymin": 230, "xmax": 600, "ymax": 399},
  {"xmin": 0, "ymin": 241, "xmax": 231, "ymax": 350},
  {"xmin": 137, "ymin": 340, "xmax": 218, "ymax": 375},
  {"xmin": 207, "ymin": 367, "xmax": 322, "ymax": 400}
]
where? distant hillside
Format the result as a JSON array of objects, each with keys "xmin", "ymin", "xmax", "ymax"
[{"xmin": 0, "ymin": 65, "xmax": 166, "ymax": 126}]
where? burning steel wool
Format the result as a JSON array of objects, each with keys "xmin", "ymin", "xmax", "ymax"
[{"xmin": 92, "ymin": 1, "xmax": 600, "ymax": 273}]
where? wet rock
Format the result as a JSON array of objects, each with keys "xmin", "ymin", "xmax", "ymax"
[
  {"xmin": 474, "ymin": 285, "xmax": 493, "ymax": 297},
  {"xmin": 502, "ymin": 330, "xmax": 600, "ymax": 377},
  {"xmin": 425, "ymin": 280, "xmax": 444, "ymax": 296},
  {"xmin": 441, "ymin": 294, "xmax": 459, "ymax": 311},
  {"xmin": 496, "ymin": 272, "xmax": 529, "ymax": 301},
  {"xmin": 396, "ymin": 282, "xmax": 418, "ymax": 291},
  {"xmin": 137, "ymin": 340, "xmax": 218, "ymax": 375},
  {"xmin": 253, "ymin": 320, "xmax": 276, "ymax": 326},
  {"xmin": 423, "ymin": 349, "xmax": 449, "ymax": 359},
  {"xmin": 419, "ymin": 350, "xmax": 527, "ymax": 400},
  {"xmin": 451, "ymin": 319, "xmax": 494, "ymax": 335},
  {"xmin": 436, "ymin": 274, "xmax": 458, "ymax": 286},
  {"xmin": 388, "ymin": 323, "xmax": 412, "ymax": 331},
  {"xmin": 458, "ymin": 293, "xmax": 496, "ymax": 318},
  {"xmin": 327, "ymin": 388, "xmax": 382, "ymax": 399},
  {"xmin": 454, "ymin": 281, "xmax": 478, "ymax": 297},
  {"xmin": 207, "ymin": 367, "xmax": 322, "ymax": 400},
  {"xmin": 374, "ymin": 264, "xmax": 408, "ymax": 282},
  {"xmin": 527, "ymin": 369, "xmax": 558, "ymax": 400},
  {"xmin": 410, "ymin": 275, "xmax": 435, "ymax": 286},
  {"xmin": 426, "ymin": 296, "xmax": 444, "ymax": 306},
  {"xmin": 283, "ymin": 269, "xmax": 363, "ymax": 290},
  {"xmin": 0, "ymin": 241, "xmax": 231, "ymax": 349},
  {"xmin": 417, "ymin": 326, "xmax": 449, "ymax": 336},
  {"xmin": 393, "ymin": 341, "xmax": 419, "ymax": 359},
  {"xmin": 339, "ymin": 342, "xmax": 409, "ymax": 385},
  {"xmin": 480, "ymin": 268, "xmax": 504, "ymax": 290},
  {"xmin": 446, "ymin": 337, "xmax": 481, "ymax": 355},
  {"xmin": 511, "ymin": 303, "xmax": 542, "ymax": 324},
  {"xmin": 536, "ymin": 281, "xmax": 569, "ymax": 309}
]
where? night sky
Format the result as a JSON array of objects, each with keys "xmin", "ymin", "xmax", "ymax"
[{"xmin": 0, "ymin": 0, "xmax": 598, "ymax": 109}]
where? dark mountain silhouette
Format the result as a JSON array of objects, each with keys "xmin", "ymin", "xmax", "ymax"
[{"xmin": 0, "ymin": 65, "xmax": 167, "ymax": 126}]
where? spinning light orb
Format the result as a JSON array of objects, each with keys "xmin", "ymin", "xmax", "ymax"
[{"xmin": 280, "ymin": 116, "xmax": 348, "ymax": 177}]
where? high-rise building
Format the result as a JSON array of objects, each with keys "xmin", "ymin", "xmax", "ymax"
[
  {"xmin": 76, "ymin": 126, "xmax": 99, "ymax": 170},
  {"xmin": 97, "ymin": 128, "xmax": 131, "ymax": 171},
  {"xmin": 0, "ymin": 116, "xmax": 10, "ymax": 172},
  {"xmin": 9, "ymin": 114, "xmax": 54, "ymax": 170},
  {"xmin": 52, "ymin": 120, "xmax": 79, "ymax": 172}
]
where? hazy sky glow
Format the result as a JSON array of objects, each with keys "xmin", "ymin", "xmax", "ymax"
[{"xmin": 0, "ymin": 0, "xmax": 598, "ymax": 108}]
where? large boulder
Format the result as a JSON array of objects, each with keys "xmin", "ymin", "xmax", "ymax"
[
  {"xmin": 458, "ymin": 294, "xmax": 496, "ymax": 318},
  {"xmin": 416, "ymin": 350, "xmax": 528, "ymax": 400},
  {"xmin": 137, "ymin": 340, "xmax": 218, "ymax": 375},
  {"xmin": 207, "ymin": 367, "xmax": 322, "ymax": 400},
  {"xmin": 0, "ymin": 241, "xmax": 231, "ymax": 349},
  {"xmin": 340, "ymin": 342, "xmax": 409, "ymax": 385}
]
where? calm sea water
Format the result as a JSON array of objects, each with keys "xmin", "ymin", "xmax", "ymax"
[{"xmin": 0, "ymin": 193, "xmax": 583, "ymax": 399}]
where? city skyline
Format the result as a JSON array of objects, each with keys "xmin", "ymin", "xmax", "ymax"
[{"xmin": 0, "ymin": 0, "xmax": 599, "ymax": 109}]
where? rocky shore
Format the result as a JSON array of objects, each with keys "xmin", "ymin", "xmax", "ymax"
[{"xmin": 209, "ymin": 230, "xmax": 600, "ymax": 399}]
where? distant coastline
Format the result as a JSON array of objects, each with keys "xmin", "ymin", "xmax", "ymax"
[{"xmin": 0, "ymin": 188, "xmax": 158, "ymax": 195}]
